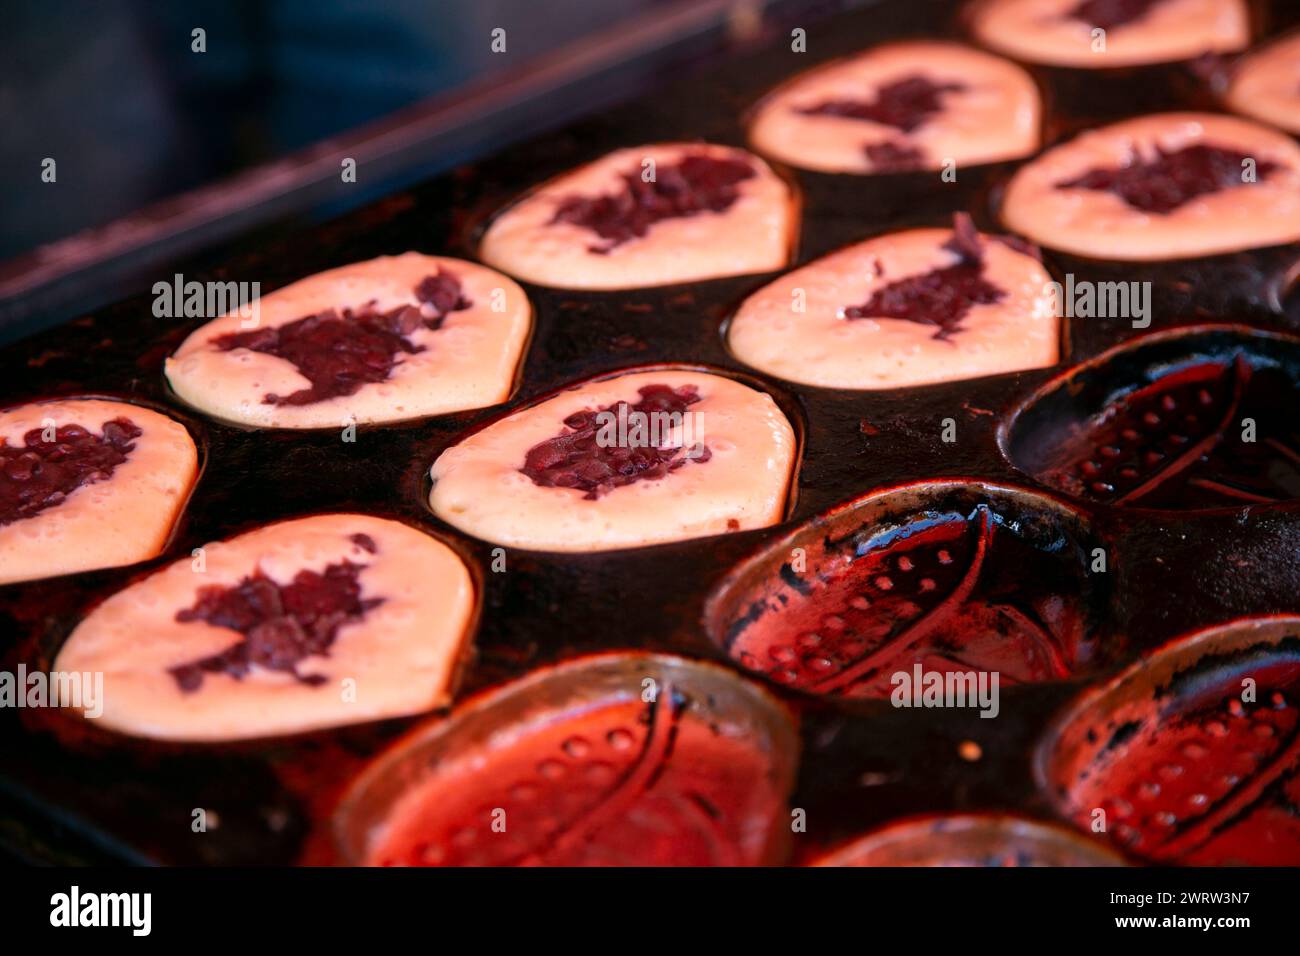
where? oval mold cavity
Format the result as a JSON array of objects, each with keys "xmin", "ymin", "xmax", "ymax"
[
  {"xmin": 334, "ymin": 652, "xmax": 800, "ymax": 867},
  {"xmin": 1002, "ymin": 326, "xmax": 1300, "ymax": 511},
  {"xmin": 704, "ymin": 480, "xmax": 1113, "ymax": 700},
  {"xmin": 1037, "ymin": 615, "xmax": 1300, "ymax": 865},
  {"xmin": 813, "ymin": 813, "xmax": 1127, "ymax": 867}
]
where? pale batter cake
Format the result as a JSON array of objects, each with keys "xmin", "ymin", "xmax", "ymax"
[
  {"xmin": 748, "ymin": 41, "xmax": 1041, "ymax": 174},
  {"xmin": 728, "ymin": 222, "xmax": 1059, "ymax": 389},
  {"xmin": 1224, "ymin": 32, "xmax": 1300, "ymax": 134},
  {"xmin": 428, "ymin": 369, "xmax": 797, "ymax": 552},
  {"xmin": 0, "ymin": 398, "xmax": 198, "ymax": 585},
  {"xmin": 53, "ymin": 514, "xmax": 476, "ymax": 741},
  {"xmin": 1001, "ymin": 112, "xmax": 1300, "ymax": 260},
  {"xmin": 967, "ymin": 0, "xmax": 1250, "ymax": 69},
  {"xmin": 478, "ymin": 143, "xmax": 796, "ymax": 289},
  {"xmin": 165, "ymin": 254, "xmax": 531, "ymax": 429}
]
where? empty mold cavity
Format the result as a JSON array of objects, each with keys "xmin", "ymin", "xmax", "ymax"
[
  {"xmin": 813, "ymin": 814, "xmax": 1127, "ymax": 867},
  {"xmin": 704, "ymin": 480, "xmax": 1111, "ymax": 700},
  {"xmin": 1003, "ymin": 326, "xmax": 1300, "ymax": 511},
  {"xmin": 335, "ymin": 652, "xmax": 799, "ymax": 867},
  {"xmin": 1037, "ymin": 615, "xmax": 1300, "ymax": 865}
]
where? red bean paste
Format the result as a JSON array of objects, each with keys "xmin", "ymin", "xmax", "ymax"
[
  {"xmin": 212, "ymin": 271, "xmax": 470, "ymax": 406},
  {"xmin": 549, "ymin": 154, "xmax": 756, "ymax": 253},
  {"xmin": 842, "ymin": 217, "xmax": 1006, "ymax": 339},
  {"xmin": 1067, "ymin": 0, "xmax": 1167, "ymax": 31},
  {"xmin": 170, "ymin": 558, "xmax": 382, "ymax": 691},
  {"xmin": 799, "ymin": 75, "xmax": 966, "ymax": 132},
  {"xmin": 520, "ymin": 384, "xmax": 712, "ymax": 500},
  {"xmin": 0, "ymin": 418, "xmax": 142, "ymax": 527},
  {"xmin": 1055, "ymin": 144, "xmax": 1279, "ymax": 214},
  {"xmin": 864, "ymin": 140, "xmax": 929, "ymax": 171}
]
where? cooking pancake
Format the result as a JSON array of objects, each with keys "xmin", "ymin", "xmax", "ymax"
[
  {"xmin": 749, "ymin": 41, "xmax": 1040, "ymax": 174},
  {"xmin": 967, "ymin": 0, "xmax": 1250, "ymax": 69},
  {"xmin": 428, "ymin": 369, "xmax": 797, "ymax": 552},
  {"xmin": 53, "ymin": 514, "xmax": 476, "ymax": 741},
  {"xmin": 0, "ymin": 398, "xmax": 197, "ymax": 585},
  {"xmin": 478, "ymin": 143, "xmax": 796, "ymax": 289},
  {"xmin": 165, "ymin": 254, "xmax": 531, "ymax": 429},
  {"xmin": 1224, "ymin": 32, "xmax": 1300, "ymax": 135},
  {"xmin": 1001, "ymin": 112, "xmax": 1300, "ymax": 260},
  {"xmin": 728, "ymin": 221, "xmax": 1059, "ymax": 388}
]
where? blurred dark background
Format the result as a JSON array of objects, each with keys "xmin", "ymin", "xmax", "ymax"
[
  {"xmin": 0, "ymin": 0, "xmax": 676, "ymax": 261},
  {"xmin": 1, "ymin": 0, "xmax": 842, "ymax": 339}
]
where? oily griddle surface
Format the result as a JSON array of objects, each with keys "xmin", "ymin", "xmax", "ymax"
[{"xmin": 1, "ymin": 0, "xmax": 1299, "ymax": 865}]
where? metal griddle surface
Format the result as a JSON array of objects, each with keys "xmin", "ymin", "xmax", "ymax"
[{"xmin": 1, "ymin": 0, "xmax": 1299, "ymax": 865}]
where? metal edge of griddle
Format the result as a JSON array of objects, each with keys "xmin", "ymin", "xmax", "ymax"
[{"xmin": 0, "ymin": 0, "xmax": 873, "ymax": 345}]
